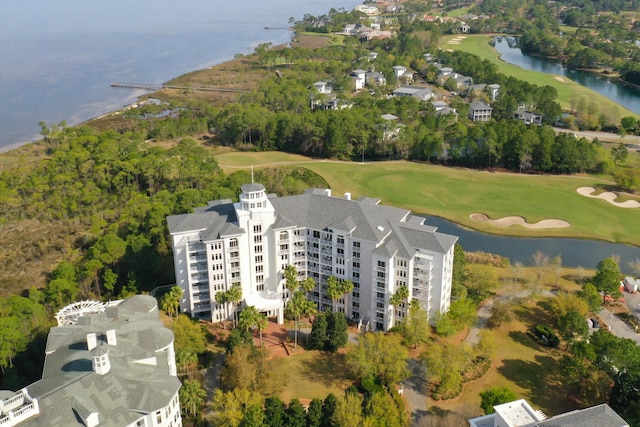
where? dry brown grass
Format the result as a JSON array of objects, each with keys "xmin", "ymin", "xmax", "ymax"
[{"xmin": 0, "ymin": 219, "xmax": 85, "ymax": 297}]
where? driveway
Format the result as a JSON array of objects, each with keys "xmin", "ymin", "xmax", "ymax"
[{"xmin": 598, "ymin": 305, "xmax": 640, "ymax": 345}]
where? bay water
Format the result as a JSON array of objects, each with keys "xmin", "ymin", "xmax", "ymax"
[{"xmin": 0, "ymin": 0, "xmax": 359, "ymax": 151}]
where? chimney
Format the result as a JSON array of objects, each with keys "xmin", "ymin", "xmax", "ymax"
[
  {"xmin": 344, "ymin": 192, "xmax": 351, "ymax": 200},
  {"xmin": 323, "ymin": 189, "xmax": 332, "ymax": 197},
  {"xmin": 86, "ymin": 333, "xmax": 97, "ymax": 351},
  {"xmin": 106, "ymin": 329, "xmax": 117, "ymax": 346}
]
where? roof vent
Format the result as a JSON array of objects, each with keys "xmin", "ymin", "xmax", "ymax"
[
  {"xmin": 377, "ymin": 225, "xmax": 385, "ymax": 232},
  {"xmin": 323, "ymin": 189, "xmax": 332, "ymax": 197}
]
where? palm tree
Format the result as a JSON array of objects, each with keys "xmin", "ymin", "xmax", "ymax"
[
  {"xmin": 301, "ymin": 296, "xmax": 318, "ymax": 346},
  {"xmin": 239, "ymin": 305, "xmax": 268, "ymax": 347},
  {"xmin": 286, "ymin": 291, "xmax": 306, "ymax": 348},
  {"xmin": 327, "ymin": 276, "xmax": 342, "ymax": 312},
  {"xmin": 389, "ymin": 284, "xmax": 409, "ymax": 327},
  {"xmin": 214, "ymin": 291, "xmax": 229, "ymax": 329},
  {"xmin": 300, "ymin": 277, "xmax": 316, "ymax": 296},
  {"xmin": 179, "ymin": 379, "xmax": 206, "ymax": 420},
  {"xmin": 284, "ymin": 265, "xmax": 299, "ymax": 300},
  {"xmin": 226, "ymin": 283, "xmax": 243, "ymax": 328},
  {"xmin": 160, "ymin": 286, "xmax": 183, "ymax": 319}
]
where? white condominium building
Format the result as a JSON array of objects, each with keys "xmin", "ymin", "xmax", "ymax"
[
  {"xmin": 2, "ymin": 295, "xmax": 182, "ymax": 427},
  {"xmin": 167, "ymin": 184, "xmax": 458, "ymax": 331}
]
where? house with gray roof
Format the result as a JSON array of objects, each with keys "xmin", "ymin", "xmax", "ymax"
[
  {"xmin": 469, "ymin": 399, "xmax": 629, "ymax": 427},
  {"xmin": 469, "ymin": 101, "xmax": 493, "ymax": 121},
  {"xmin": 2, "ymin": 295, "xmax": 182, "ymax": 427},
  {"xmin": 392, "ymin": 86, "xmax": 434, "ymax": 101},
  {"xmin": 168, "ymin": 184, "xmax": 458, "ymax": 332}
]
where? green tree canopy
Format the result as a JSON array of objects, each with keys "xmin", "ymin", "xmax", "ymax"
[{"xmin": 479, "ymin": 387, "xmax": 518, "ymax": 414}]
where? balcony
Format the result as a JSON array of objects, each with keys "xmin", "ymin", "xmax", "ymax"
[{"xmin": 193, "ymin": 303, "xmax": 212, "ymax": 312}]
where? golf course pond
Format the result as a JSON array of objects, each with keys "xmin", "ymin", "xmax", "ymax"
[{"xmin": 425, "ymin": 215, "xmax": 639, "ymax": 274}]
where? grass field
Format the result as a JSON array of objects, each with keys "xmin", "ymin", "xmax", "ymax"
[
  {"xmin": 215, "ymin": 152, "xmax": 640, "ymax": 246},
  {"xmin": 438, "ymin": 34, "xmax": 640, "ymax": 122},
  {"xmin": 276, "ymin": 350, "xmax": 353, "ymax": 402}
]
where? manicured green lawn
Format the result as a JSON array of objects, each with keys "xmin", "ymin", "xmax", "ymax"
[
  {"xmin": 215, "ymin": 152, "xmax": 640, "ymax": 246},
  {"xmin": 438, "ymin": 34, "xmax": 640, "ymax": 121},
  {"xmin": 276, "ymin": 350, "xmax": 353, "ymax": 402}
]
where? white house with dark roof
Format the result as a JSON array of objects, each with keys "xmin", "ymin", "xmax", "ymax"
[
  {"xmin": 167, "ymin": 184, "xmax": 458, "ymax": 331},
  {"xmin": 5, "ymin": 295, "xmax": 182, "ymax": 427},
  {"xmin": 469, "ymin": 399, "xmax": 629, "ymax": 427}
]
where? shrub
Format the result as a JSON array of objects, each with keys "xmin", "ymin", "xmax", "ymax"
[{"xmin": 533, "ymin": 324, "xmax": 560, "ymax": 347}]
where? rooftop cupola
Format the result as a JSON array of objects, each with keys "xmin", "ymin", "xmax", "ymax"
[
  {"xmin": 91, "ymin": 345, "xmax": 111, "ymax": 375},
  {"xmin": 239, "ymin": 183, "xmax": 268, "ymax": 211}
]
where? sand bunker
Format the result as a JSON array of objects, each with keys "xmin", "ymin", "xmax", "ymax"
[
  {"xmin": 470, "ymin": 213, "xmax": 570, "ymax": 229},
  {"xmin": 447, "ymin": 36, "xmax": 466, "ymax": 44},
  {"xmin": 554, "ymin": 76, "xmax": 567, "ymax": 83},
  {"xmin": 577, "ymin": 187, "xmax": 640, "ymax": 208}
]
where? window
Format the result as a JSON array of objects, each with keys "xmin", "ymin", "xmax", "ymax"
[
  {"xmin": 255, "ymin": 265, "xmax": 263, "ymax": 273},
  {"xmin": 337, "ymin": 248, "xmax": 344, "ymax": 255},
  {"xmin": 378, "ymin": 260, "xmax": 386, "ymax": 268},
  {"xmin": 353, "ymin": 261, "xmax": 360, "ymax": 268},
  {"xmin": 256, "ymin": 274, "xmax": 264, "ymax": 283},
  {"xmin": 376, "ymin": 292, "xmax": 385, "ymax": 299},
  {"xmin": 229, "ymin": 239, "xmax": 238, "ymax": 248},
  {"xmin": 353, "ymin": 251, "xmax": 360, "ymax": 258},
  {"xmin": 280, "ymin": 244, "xmax": 289, "ymax": 251},
  {"xmin": 377, "ymin": 271, "xmax": 386, "ymax": 278},
  {"xmin": 353, "ymin": 241, "xmax": 360, "ymax": 248},
  {"xmin": 280, "ymin": 231, "xmax": 288, "ymax": 241},
  {"xmin": 337, "ymin": 236, "xmax": 344, "ymax": 244},
  {"xmin": 254, "ymin": 235, "xmax": 262, "ymax": 243},
  {"xmin": 253, "ymin": 224, "xmax": 262, "ymax": 233},
  {"xmin": 396, "ymin": 270, "xmax": 406, "ymax": 278},
  {"xmin": 255, "ymin": 255, "xmax": 263, "ymax": 263},
  {"xmin": 255, "ymin": 245, "xmax": 263, "ymax": 253},
  {"xmin": 313, "ymin": 230, "xmax": 320, "ymax": 238},
  {"xmin": 396, "ymin": 259, "xmax": 407, "ymax": 268},
  {"xmin": 257, "ymin": 283, "xmax": 265, "ymax": 291},
  {"xmin": 156, "ymin": 411, "xmax": 162, "ymax": 423},
  {"xmin": 377, "ymin": 302, "xmax": 385, "ymax": 309}
]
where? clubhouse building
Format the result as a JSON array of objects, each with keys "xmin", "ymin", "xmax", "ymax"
[
  {"xmin": 167, "ymin": 183, "xmax": 458, "ymax": 331},
  {"xmin": 0, "ymin": 295, "xmax": 182, "ymax": 427}
]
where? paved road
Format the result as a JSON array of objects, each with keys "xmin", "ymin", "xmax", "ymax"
[
  {"xmin": 555, "ymin": 127, "xmax": 640, "ymax": 147},
  {"xmin": 598, "ymin": 306, "xmax": 640, "ymax": 344},
  {"xmin": 404, "ymin": 359, "xmax": 428, "ymax": 426}
]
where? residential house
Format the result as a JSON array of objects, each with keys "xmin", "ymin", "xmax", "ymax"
[
  {"xmin": 469, "ymin": 399, "xmax": 629, "ymax": 427},
  {"xmin": 381, "ymin": 113, "xmax": 404, "ymax": 141},
  {"xmin": 514, "ymin": 108, "xmax": 543, "ymax": 125},
  {"xmin": 393, "ymin": 86, "xmax": 434, "ymax": 101},
  {"xmin": 431, "ymin": 100, "xmax": 458, "ymax": 118},
  {"xmin": 487, "ymin": 83, "xmax": 500, "ymax": 101},
  {"xmin": 354, "ymin": 4, "xmax": 379, "ymax": 15},
  {"xmin": 393, "ymin": 65, "xmax": 413, "ymax": 82},
  {"xmin": 167, "ymin": 184, "xmax": 458, "ymax": 332},
  {"xmin": 352, "ymin": 69, "xmax": 367, "ymax": 90},
  {"xmin": 366, "ymin": 71, "xmax": 386, "ymax": 86},
  {"xmin": 469, "ymin": 101, "xmax": 493, "ymax": 121},
  {"xmin": 312, "ymin": 81, "xmax": 332, "ymax": 94}
]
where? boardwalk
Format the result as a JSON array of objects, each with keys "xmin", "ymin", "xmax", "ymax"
[{"xmin": 110, "ymin": 82, "xmax": 247, "ymax": 93}]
